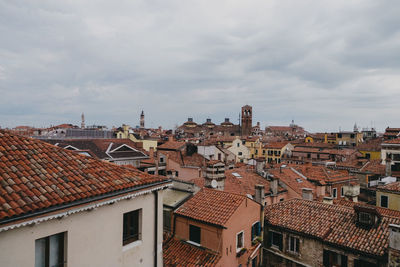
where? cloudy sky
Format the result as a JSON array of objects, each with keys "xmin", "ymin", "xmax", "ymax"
[{"xmin": 1, "ymin": 0, "xmax": 399, "ymax": 132}]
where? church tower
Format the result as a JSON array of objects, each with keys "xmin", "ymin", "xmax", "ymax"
[
  {"xmin": 241, "ymin": 105, "xmax": 252, "ymax": 136},
  {"xmin": 81, "ymin": 113, "xmax": 85, "ymax": 129},
  {"xmin": 140, "ymin": 110, "xmax": 145, "ymax": 129}
]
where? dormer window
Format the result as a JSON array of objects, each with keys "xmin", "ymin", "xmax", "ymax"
[{"xmin": 358, "ymin": 212, "xmax": 372, "ymax": 225}]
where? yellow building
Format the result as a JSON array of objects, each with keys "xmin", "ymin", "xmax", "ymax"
[
  {"xmin": 262, "ymin": 142, "xmax": 293, "ymax": 164},
  {"xmin": 244, "ymin": 137, "xmax": 261, "ymax": 159},
  {"xmin": 115, "ymin": 124, "xmax": 158, "ymax": 152},
  {"xmin": 376, "ymin": 182, "xmax": 400, "ymax": 211}
]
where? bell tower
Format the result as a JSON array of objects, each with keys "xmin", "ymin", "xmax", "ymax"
[
  {"xmin": 140, "ymin": 110, "xmax": 145, "ymax": 129},
  {"xmin": 241, "ymin": 105, "xmax": 252, "ymax": 136}
]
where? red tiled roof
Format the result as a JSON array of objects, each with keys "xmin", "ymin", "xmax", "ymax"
[
  {"xmin": 264, "ymin": 142, "xmax": 289, "ymax": 149},
  {"xmin": 265, "ymin": 198, "xmax": 400, "ymax": 257},
  {"xmin": 378, "ymin": 181, "xmax": 400, "ymax": 193},
  {"xmin": 0, "ymin": 130, "xmax": 167, "ymax": 221},
  {"xmin": 158, "ymin": 141, "xmax": 186, "ymax": 150},
  {"xmin": 292, "ymin": 165, "xmax": 356, "ymax": 184},
  {"xmin": 163, "ymin": 238, "xmax": 220, "ymax": 267},
  {"xmin": 383, "ymin": 138, "xmax": 400, "ymax": 144},
  {"xmin": 359, "ymin": 160, "xmax": 385, "ymax": 175},
  {"xmin": 224, "ymin": 167, "xmax": 286, "ymax": 196},
  {"xmin": 175, "ymin": 188, "xmax": 246, "ymax": 227},
  {"xmin": 268, "ymin": 168, "xmax": 317, "ymax": 197}
]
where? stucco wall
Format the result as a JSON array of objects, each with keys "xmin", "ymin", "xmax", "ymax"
[
  {"xmin": 377, "ymin": 191, "xmax": 400, "ymax": 211},
  {"xmin": 0, "ymin": 190, "xmax": 164, "ymax": 267}
]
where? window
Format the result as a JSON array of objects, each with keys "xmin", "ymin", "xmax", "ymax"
[
  {"xmin": 251, "ymin": 256, "xmax": 258, "ymax": 267},
  {"xmin": 123, "ymin": 209, "xmax": 141, "ymax": 245},
  {"xmin": 35, "ymin": 232, "xmax": 66, "ymax": 267},
  {"xmin": 323, "ymin": 249, "xmax": 348, "ymax": 267},
  {"xmin": 236, "ymin": 231, "xmax": 244, "ymax": 251},
  {"xmin": 354, "ymin": 259, "xmax": 377, "ymax": 267},
  {"xmin": 288, "ymin": 235, "xmax": 299, "ymax": 254},
  {"xmin": 268, "ymin": 231, "xmax": 283, "ymax": 250},
  {"xmin": 358, "ymin": 212, "xmax": 372, "ymax": 225},
  {"xmin": 242, "ymin": 140, "xmax": 246, "ymax": 145},
  {"xmin": 238, "ymin": 152, "xmax": 243, "ymax": 156},
  {"xmin": 189, "ymin": 225, "xmax": 201, "ymax": 245},
  {"xmin": 237, "ymin": 143, "xmax": 240, "ymax": 147},
  {"xmin": 380, "ymin": 195, "xmax": 388, "ymax": 208},
  {"xmin": 341, "ymin": 187, "xmax": 344, "ymax": 198},
  {"xmin": 332, "ymin": 188, "xmax": 337, "ymax": 199},
  {"xmin": 251, "ymin": 222, "xmax": 261, "ymax": 240}
]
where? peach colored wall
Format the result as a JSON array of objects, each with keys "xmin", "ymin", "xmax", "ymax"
[
  {"xmin": 220, "ymin": 198, "xmax": 261, "ymax": 267},
  {"xmin": 174, "ymin": 197, "xmax": 261, "ymax": 267},
  {"xmin": 174, "ymin": 217, "xmax": 222, "ymax": 252},
  {"xmin": 265, "ymin": 193, "xmax": 288, "ymax": 206},
  {"xmin": 167, "ymin": 159, "xmax": 202, "ymax": 182}
]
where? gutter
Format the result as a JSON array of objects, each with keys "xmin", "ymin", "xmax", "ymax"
[
  {"xmin": 154, "ymin": 190, "xmax": 159, "ymax": 267},
  {"xmin": 0, "ymin": 180, "xmax": 172, "ymax": 231}
]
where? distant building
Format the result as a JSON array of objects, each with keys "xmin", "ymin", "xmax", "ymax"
[{"xmin": 241, "ymin": 105, "xmax": 253, "ymax": 136}]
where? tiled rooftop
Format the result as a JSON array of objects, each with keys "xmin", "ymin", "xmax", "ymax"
[
  {"xmin": 163, "ymin": 238, "xmax": 220, "ymax": 267},
  {"xmin": 0, "ymin": 130, "xmax": 166, "ymax": 221},
  {"xmin": 378, "ymin": 181, "xmax": 400, "ymax": 193},
  {"xmin": 175, "ymin": 188, "xmax": 246, "ymax": 227},
  {"xmin": 265, "ymin": 198, "xmax": 400, "ymax": 257}
]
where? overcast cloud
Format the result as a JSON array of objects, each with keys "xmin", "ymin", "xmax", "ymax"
[{"xmin": 1, "ymin": 0, "xmax": 399, "ymax": 132}]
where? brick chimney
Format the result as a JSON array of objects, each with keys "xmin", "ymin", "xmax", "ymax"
[
  {"xmin": 149, "ymin": 147, "xmax": 155, "ymax": 159},
  {"xmin": 302, "ymin": 188, "xmax": 313, "ymax": 201},
  {"xmin": 255, "ymin": 184, "xmax": 265, "ymax": 206},
  {"xmin": 389, "ymin": 224, "xmax": 400, "ymax": 266},
  {"xmin": 204, "ymin": 161, "xmax": 225, "ymax": 190},
  {"xmin": 255, "ymin": 158, "xmax": 265, "ymax": 175}
]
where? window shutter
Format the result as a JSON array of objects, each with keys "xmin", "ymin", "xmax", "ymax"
[
  {"xmin": 341, "ymin": 255, "xmax": 348, "ymax": 267},
  {"xmin": 267, "ymin": 231, "xmax": 272, "ymax": 247},
  {"xmin": 323, "ymin": 250, "xmax": 329, "ymax": 267},
  {"xmin": 257, "ymin": 222, "xmax": 261, "ymax": 236},
  {"xmin": 251, "ymin": 225, "xmax": 255, "ymax": 240},
  {"xmin": 278, "ymin": 234, "xmax": 283, "ymax": 251}
]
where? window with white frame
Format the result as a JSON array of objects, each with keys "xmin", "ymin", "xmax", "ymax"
[
  {"xmin": 288, "ymin": 235, "xmax": 299, "ymax": 253},
  {"xmin": 35, "ymin": 232, "xmax": 66, "ymax": 267},
  {"xmin": 236, "ymin": 231, "xmax": 244, "ymax": 251}
]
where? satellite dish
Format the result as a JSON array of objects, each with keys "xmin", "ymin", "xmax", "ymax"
[{"xmin": 211, "ymin": 179, "xmax": 218, "ymax": 188}]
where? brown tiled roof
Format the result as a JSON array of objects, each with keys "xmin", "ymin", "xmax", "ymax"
[
  {"xmin": 158, "ymin": 140, "xmax": 187, "ymax": 150},
  {"xmin": 268, "ymin": 168, "xmax": 316, "ymax": 197},
  {"xmin": 0, "ymin": 130, "xmax": 167, "ymax": 221},
  {"xmin": 264, "ymin": 141, "xmax": 289, "ymax": 149},
  {"xmin": 359, "ymin": 160, "xmax": 385, "ymax": 175},
  {"xmin": 163, "ymin": 238, "xmax": 220, "ymax": 267},
  {"xmin": 175, "ymin": 188, "xmax": 246, "ymax": 227},
  {"xmin": 383, "ymin": 138, "xmax": 400, "ymax": 144},
  {"xmin": 224, "ymin": 167, "xmax": 286, "ymax": 196},
  {"xmin": 292, "ymin": 165, "xmax": 356, "ymax": 184},
  {"xmin": 378, "ymin": 181, "xmax": 400, "ymax": 193},
  {"xmin": 265, "ymin": 199, "xmax": 400, "ymax": 257}
]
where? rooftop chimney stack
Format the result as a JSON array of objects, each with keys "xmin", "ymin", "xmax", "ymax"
[
  {"xmin": 302, "ymin": 188, "xmax": 313, "ymax": 201},
  {"xmin": 323, "ymin": 196, "xmax": 334, "ymax": 205},
  {"xmin": 255, "ymin": 184, "xmax": 265, "ymax": 206},
  {"xmin": 386, "ymin": 157, "xmax": 392, "ymax": 177},
  {"xmin": 389, "ymin": 224, "xmax": 400, "ymax": 266},
  {"xmin": 204, "ymin": 161, "xmax": 226, "ymax": 191},
  {"xmin": 271, "ymin": 178, "xmax": 278, "ymax": 196}
]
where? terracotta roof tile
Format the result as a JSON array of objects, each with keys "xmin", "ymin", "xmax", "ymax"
[
  {"xmin": 265, "ymin": 199, "xmax": 400, "ymax": 257},
  {"xmin": 0, "ymin": 130, "xmax": 167, "ymax": 222},
  {"xmin": 378, "ymin": 181, "xmax": 400, "ymax": 193},
  {"xmin": 175, "ymin": 188, "xmax": 246, "ymax": 227},
  {"xmin": 163, "ymin": 238, "xmax": 220, "ymax": 267}
]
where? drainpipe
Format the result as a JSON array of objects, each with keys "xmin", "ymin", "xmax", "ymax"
[{"xmin": 154, "ymin": 190, "xmax": 159, "ymax": 267}]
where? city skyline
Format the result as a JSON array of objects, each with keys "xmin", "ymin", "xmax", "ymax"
[{"xmin": 1, "ymin": 1, "xmax": 399, "ymax": 131}]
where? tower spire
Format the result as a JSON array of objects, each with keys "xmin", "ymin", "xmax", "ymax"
[{"xmin": 81, "ymin": 113, "xmax": 85, "ymax": 129}]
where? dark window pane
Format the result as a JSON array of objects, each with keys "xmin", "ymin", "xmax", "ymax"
[{"xmin": 189, "ymin": 225, "xmax": 201, "ymax": 244}]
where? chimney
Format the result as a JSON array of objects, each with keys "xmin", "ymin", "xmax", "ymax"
[
  {"xmin": 257, "ymin": 122, "xmax": 260, "ymax": 127},
  {"xmin": 149, "ymin": 147, "xmax": 155, "ymax": 159},
  {"xmin": 386, "ymin": 157, "xmax": 392, "ymax": 177},
  {"xmin": 271, "ymin": 178, "xmax": 278, "ymax": 196},
  {"xmin": 323, "ymin": 196, "xmax": 333, "ymax": 205},
  {"xmin": 205, "ymin": 162, "xmax": 225, "ymax": 191},
  {"xmin": 188, "ymin": 117, "xmax": 193, "ymax": 122},
  {"xmin": 255, "ymin": 158, "xmax": 265, "ymax": 175},
  {"xmin": 389, "ymin": 224, "xmax": 400, "ymax": 265},
  {"xmin": 225, "ymin": 118, "xmax": 230, "ymax": 123},
  {"xmin": 302, "ymin": 188, "xmax": 313, "ymax": 201},
  {"xmin": 343, "ymin": 184, "xmax": 360, "ymax": 203},
  {"xmin": 206, "ymin": 118, "xmax": 212, "ymax": 123},
  {"xmin": 255, "ymin": 184, "xmax": 265, "ymax": 206}
]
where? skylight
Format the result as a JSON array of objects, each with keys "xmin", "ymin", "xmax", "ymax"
[
  {"xmin": 232, "ymin": 172, "xmax": 242, "ymax": 178},
  {"xmin": 296, "ymin": 178, "xmax": 303, "ymax": 183}
]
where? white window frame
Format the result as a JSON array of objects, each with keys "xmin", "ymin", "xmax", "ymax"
[
  {"xmin": 236, "ymin": 231, "xmax": 244, "ymax": 252},
  {"xmin": 332, "ymin": 188, "xmax": 337, "ymax": 199},
  {"xmin": 288, "ymin": 235, "xmax": 299, "ymax": 254}
]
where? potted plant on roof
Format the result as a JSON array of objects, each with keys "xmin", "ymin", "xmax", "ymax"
[{"xmin": 236, "ymin": 247, "xmax": 247, "ymax": 257}]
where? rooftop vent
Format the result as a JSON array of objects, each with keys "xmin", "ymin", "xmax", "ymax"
[
  {"xmin": 206, "ymin": 118, "xmax": 212, "ymax": 123},
  {"xmin": 188, "ymin": 118, "xmax": 193, "ymax": 122},
  {"xmin": 232, "ymin": 172, "xmax": 242, "ymax": 178},
  {"xmin": 225, "ymin": 118, "xmax": 230, "ymax": 122}
]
